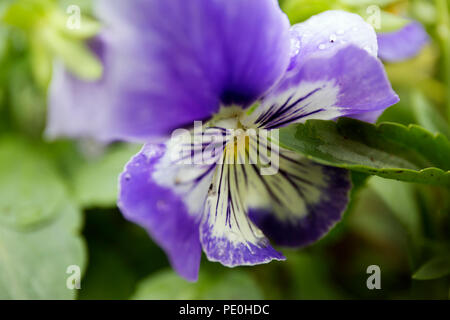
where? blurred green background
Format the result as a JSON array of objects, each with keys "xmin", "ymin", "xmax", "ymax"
[{"xmin": 0, "ymin": 0, "xmax": 449, "ymax": 300}]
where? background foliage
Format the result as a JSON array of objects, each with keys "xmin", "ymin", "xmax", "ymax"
[{"xmin": 0, "ymin": 0, "xmax": 449, "ymax": 299}]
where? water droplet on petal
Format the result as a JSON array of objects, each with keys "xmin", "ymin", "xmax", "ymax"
[
  {"xmin": 124, "ymin": 173, "xmax": 131, "ymax": 181},
  {"xmin": 329, "ymin": 34, "xmax": 337, "ymax": 43},
  {"xmin": 290, "ymin": 37, "xmax": 301, "ymax": 56},
  {"xmin": 318, "ymin": 43, "xmax": 326, "ymax": 50}
]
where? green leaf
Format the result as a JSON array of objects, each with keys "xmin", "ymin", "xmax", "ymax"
[
  {"xmin": 281, "ymin": 0, "xmax": 335, "ymax": 24},
  {"xmin": 349, "ymin": 183, "xmax": 411, "ymax": 248},
  {"xmin": 0, "ymin": 137, "xmax": 86, "ymax": 299},
  {"xmin": 0, "ymin": 201, "xmax": 86, "ymax": 299},
  {"xmin": 132, "ymin": 270, "xmax": 264, "ymax": 300},
  {"xmin": 7, "ymin": 59, "xmax": 47, "ymax": 135},
  {"xmin": 413, "ymin": 255, "xmax": 450, "ymax": 280},
  {"xmin": 279, "ymin": 118, "xmax": 450, "ymax": 187},
  {"xmin": 0, "ymin": 136, "xmax": 67, "ymax": 229},
  {"xmin": 368, "ymin": 177, "xmax": 422, "ymax": 239},
  {"xmin": 72, "ymin": 144, "xmax": 141, "ymax": 208},
  {"xmin": 411, "ymin": 91, "xmax": 450, "ymax": 139}
]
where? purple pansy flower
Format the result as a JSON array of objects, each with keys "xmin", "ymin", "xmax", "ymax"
[
  {"xmin": 47, "ymin": 0, "xmax": 399, "ymax": 281},
  {"xmin": 377, "ymin": 21, "xmax": 429, "ymax": 63}
]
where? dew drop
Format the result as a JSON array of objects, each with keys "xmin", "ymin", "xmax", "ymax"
[
  {"xmin": 290, "ymin": 37, "xmax": 300, "ymax": 56},
  {"xmin": 329, "ymin": 34, "xmax": 337, "ymax": 43},
  {"xmin": 124, "ymin": 173, "xmax": 131, "ymax": 181},
  {"xmin": 318, "ymin": 43, "xmax": 326, "ymax": 50}
]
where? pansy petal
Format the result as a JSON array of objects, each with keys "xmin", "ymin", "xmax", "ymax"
[
  {"xmin": 348, "ymin": 109, "xmax": 385, "ymax": 123},
  {"xmin": 243, "ymin": 45, "xmax": 399, "ymax": 129},
  {"xmin": 200, "ymin": 149, "xmax": 285, "ymax": 267},
  {"xmin": 377, "ymin": 21, "xmax": 429, "ymax": 62},
  {"xmin": 47, "ymin": 0, "xmax": 291, "ymax": 142},
  {"xmin": 247, "ymin": 147, "xmax": 351, "ymax": 247},
  {"xmin": 46, "ymin": 35, "xmax": 118, "ymax": 142},
  {"xmin": 118, "ymin": 136, "xmax": 223, "ymax": 281},
  {"xmin": 288, "ymin": 10, "xmax": 378, "ymax": 70}
]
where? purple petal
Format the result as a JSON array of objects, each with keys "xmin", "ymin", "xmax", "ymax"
[
  {"xmin": 347, "ymin": 109, "xmax": 385, "ymax": 123},
  {"xmin": 377, "ymin": 21, "xmax": 429, "ymax": 62},
  {"xmin": 47, "ymin": 0, "xmax": 291, "ymax": 142},
  {"xmin": 200, "ymin": 160, "xmax": 285, "ymax": 267},
  {"xmin": 46, "ymin": 36, "xmax": 115, "ymax": 142},
  {"xmin": 248, "ymin": 149, "xmax": 351, "ymax": 247},
  {"xmin": 288, "ymin": 10, "xmax": 378, "ymax": 71},
  {"xmin": 118, "ymin": 144, "xmax": 207, "ymax": 281},
  {"xmin": 244, "ymin": 45, "xmax": 399, "ymax": 128}
]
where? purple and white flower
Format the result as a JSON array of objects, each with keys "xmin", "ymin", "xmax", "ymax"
[{"xmin": 47, "ymin": 0, "xmax": 399, "ymax": 281}]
